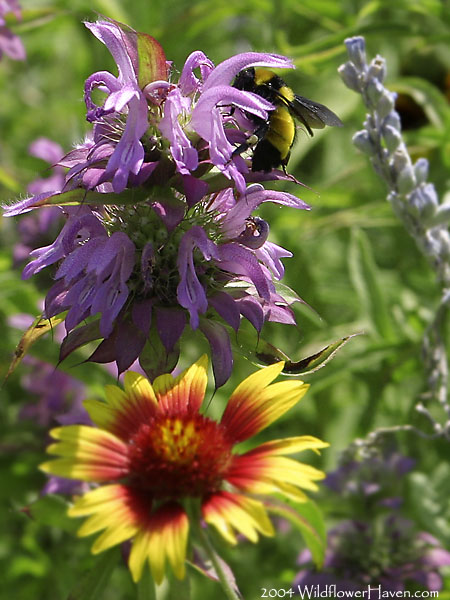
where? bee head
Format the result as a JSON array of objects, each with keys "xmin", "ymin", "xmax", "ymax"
[{"xmin": 233, "ymin": 67, "xmax": 256, "ymax": 91}]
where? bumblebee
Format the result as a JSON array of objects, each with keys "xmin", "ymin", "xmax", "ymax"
[{"xmin": 232, "ymin": 67, "xmax": 343, "ymax": 172}]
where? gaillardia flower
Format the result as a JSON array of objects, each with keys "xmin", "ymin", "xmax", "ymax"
[{"xmin": 40, "ymin": 356, "xmax": 327, "ymax": 583}]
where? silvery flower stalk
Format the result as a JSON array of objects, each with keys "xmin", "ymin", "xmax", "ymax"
[{"xmin": 339, "ymin": 36, "xmax": 450, "ymax": 438}]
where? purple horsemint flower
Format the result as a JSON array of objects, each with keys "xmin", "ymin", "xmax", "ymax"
[
  {"xmin": 19, "ymin": 356, "xmax": 89, "ymax": 428},
  {"xmin": 3, "ymin": 19, "xmax": 311, "ymax": 387},
  {"xmin": 19, "ymin": 183, "xmax": 308, "ymax": 388},
  {"xmin": 17, "ymin": 356, "xmax": 92, "ymax": 496},
  {"xmin": 293, "ymin": 517, "xmax": 450, "ymax": 593},
  {"xmin": 324, "ymin": 447, "xmax": 415, "ymax": 507},
  {"xmin": 13, "ymin": 138, "xmax": 66, "ymax": 267},
  {"xmin": 3, "ymin": 19, "xmax": 297, "ymax": 212},
  {"xmin": 0, "ymin": 0, "xmax": 25, "ymax": 60}
]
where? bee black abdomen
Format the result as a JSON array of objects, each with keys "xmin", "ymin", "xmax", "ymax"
[{"xmin": 251, "ymin": 139, "xmax": 283, "ymax": 172}]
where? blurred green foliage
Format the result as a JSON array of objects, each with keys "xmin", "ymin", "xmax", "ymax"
[{"xmin": 1, "ymin": 0, "xmax": 450, "ymax": 598}]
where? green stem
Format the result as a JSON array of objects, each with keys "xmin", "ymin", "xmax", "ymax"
[{"xmin": 195, "ymin": 525, "xmax": 241, "ymax": 600}]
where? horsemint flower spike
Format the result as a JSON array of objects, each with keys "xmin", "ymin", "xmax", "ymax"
[
  {"xmin": 4, "ymin": 19, "xmax": 311, "ymax": 387},
  {"xmin": 40, "ymin": 355, "xmax": 328, "ymax": 584},
  {"xmin": 0, "ymin": 0, "xmax": 25, "ymax": 61}
]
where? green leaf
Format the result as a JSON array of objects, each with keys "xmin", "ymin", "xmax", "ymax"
[
  {"xmin": 4, "ymin": 314, "xmax": 66, "ymax": 381},
  {"xmin": 67, "ymin": 548, "xmax": 119, "ymax": 600},
  {"xmin": 136, "ymin": 32, "xmax": 168, "ymax": 88},
  {"xmin": 186, "ymin": 553, "xmax": 242, "ymax": 599},
  {"xmin": 6, "ymin": 8, "xmax": 61, "ymax": 32},
  {"xmin": 136, "ymin": 566, "xmax": 157, "ymax": 600},
  {"xmin": 28, "ymin": 495, "xmax": 78, "ymax": 534},
  {"xmin": 264, "ymin": 498, "xmax": 327, "ymax": 568},
  {"xmin": 236, "ymin": 329, "xmax": 361, "ymax": 375},
  {"xmin": 13, "ymin": 188, "xmax": 152, "ymax": 211},
  {"xmin": 348, "ymin": 228, "xmax": 395, "ymax": 341}
]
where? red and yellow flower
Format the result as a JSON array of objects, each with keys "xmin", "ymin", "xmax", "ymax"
[{"xmin": 40, "ymin": 356, "xmax": 328, "ymax": 583}]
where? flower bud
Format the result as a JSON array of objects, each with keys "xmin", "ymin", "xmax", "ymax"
[
  {"xmin": 367, "ymin": 56, "xmax": 386, "ymax": 83},
  {"xmin": 344, "ymin": 36, "xmax": 366, "ymax": 71},
  {"xmin": 408, "ymin": 186, "xmax": 437, "ymax": 220},
  {"xmin": 352, "ymin": 130, "xmax": 375, "ymax": 155},
  {"xmin": 338, "ymin": 62, "xmax": 361, "ymax": 92},
  {"xmin": 383, "ymin": 111, "xmax": 402, "ymax": 132},
  {"xmin": 366, "ymin": 79, "xmax": 384, "ymax": 105},
  {"xmin": 396, "ymin": 165, "xmax": 416, "ymax": 195},
  {"xmin": 382, "ymin": 124, "xmax": 402, "ymax": 153},
  {"xmin": 377, "ymin": 91, "xmax": 396, "ymax": 120},
  {"xmin": 414, "ymin": 158, "xmax": 429, "ymax": 184}
]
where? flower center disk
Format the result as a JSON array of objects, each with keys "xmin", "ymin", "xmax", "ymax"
[{"xmin": 128, "ymin": 413, "xmax": 233, "ymax": 498}]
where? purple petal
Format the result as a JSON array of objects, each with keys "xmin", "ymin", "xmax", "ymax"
[
  {"xmin": 208, "ymin": 292, "xmax": 240, "ymax": 331},
  {"xmin": 102, "ymin": 93, "xmax": 148, "ymax": 192},
  {"xmin": 84, "ymin": 70, "xmax": 121, "ymax": 121},
  {"xmin": 177, "ymin": 226, "xmax": 219, "ymax": 328},
  {"xmin": 155, "ymin": 307, "xmax": 186, "ymax": 352},
  {"xmin": 263, "ymin": 302, "xmax": 296, "ymax": 324},
  {"xmin": 159, "ymin": 89, "xmax": 198, "ymax": 174},
  {"xmin": 28, "ymin": 138, "xmax": 64, "ymax": 164},
  {"xmin": 424, "ymin": 548, "xmax": 450, "ymax": 568},
  {"xmin": 217, "ymin": 243, "xmax": 271, "ymax": 300},
  {"xmin": 192, "ymin": 86, "xmax": 273, "ymax": 140},
  {"xmin": 199, "ymin": 319, "xmax": 233, "ymax": 388},
  {"xmin": 255, "ymin": 241, "xmax": 292, "ymax": 280},
  {"xmin": 114, "ymin": 320, "xmax": 147, "ymax": 374},
  {"xmin": 202, "ymin": 52, "xmax": 294, "ymax": 91},
  {"xmin": 151, "ymin": 197, "xmax": 186, "ymax": 232},
  {"xmin": 0, "ymin": 25, "xmax": 26, "ymax": 61},
  {"xmin": 41, "ymin": 476, "xmax": 90, "ymax": 496},
  {"xmin": 131, "ymin": 299, "xmax": 153, "ymax": 336},
  {"xmin": 179, "ymin": 50, "xmax": 214, "ymax": 95},
  {"xmin": 182, "ymin": 175, "xmax": 209, "ymax": 207},
  {"xmin": 235, "ymin": 296, "xmax": 264, "ymax": 332},
  {"xmin": 3, "ymin": 191, "xmax": 59, "ymax": 217},
  {"xmin": 84, "ymin": 21, "xmax": 136, "ymax": 84}
]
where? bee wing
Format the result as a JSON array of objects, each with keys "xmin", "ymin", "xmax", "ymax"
[{"xmin": 290, "ymin": 95, "xmax": 343, "ymax": 133}]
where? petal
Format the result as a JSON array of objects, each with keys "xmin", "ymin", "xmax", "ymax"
[
  {"xmin": 40, "ymin": 426, "xmax": 129, "ymax": 481},
  {"xmin": 202, "ymin": 52, "xmax": 294, "ymax": 91},
  {"xmin": 155, "ymin": 307, "xmax": 186, "ymax": 353},
  {"xmin": 84, "ymin": 21, "xmax": 136, "ymax": 84},
  {"xmin": 244, "ymin": 436, "xmax": 330, "ymax": 456},
  {"xmin": 199, "ymin": 320, "xmax": 233, "ymax": 389},
  {"xmin": 221, "ymin": 363, "xmax": 309, "ymax": 442},
  {"xmin": 128, "ymin": 502, "xmax": 189, "ymax": 584},
  {"xmin": 225, "ymin": 451, "xmax": 326, "ymax": 499},
  {"xmin": 92, "ymin": 373, "xmax": 158, "ymax": 441},
  {"xmin": 217, "ymin": 243, "xmax": 271, "ymax": 301},
  {"xmin": 208, "ymin": 292, "xmax": 240, "ymax": 331},
  {"xmin": 152, "ymin": 354, "xmax": 208, "ymax": 415},
  {"xmin": 68, "ymin": 484, "xmax": 140, "ymax": 552},
  {"xmin": 202, "ymin": 491, "xmax": 274, "ymax": 544}
]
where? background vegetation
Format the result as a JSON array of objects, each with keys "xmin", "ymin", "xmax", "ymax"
[{"xmin": 1, "ymin": 0, "xmax": 450, "ymax": 598}]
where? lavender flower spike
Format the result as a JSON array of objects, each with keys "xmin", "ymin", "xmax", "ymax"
[{"xmin": 339, "ymin": 36, "xmax": 450, "ymax": 439}]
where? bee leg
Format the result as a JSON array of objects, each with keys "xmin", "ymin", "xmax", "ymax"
[{"xmin": 231, "ymin": 121, "xmax": 269, "ymax": 158}]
